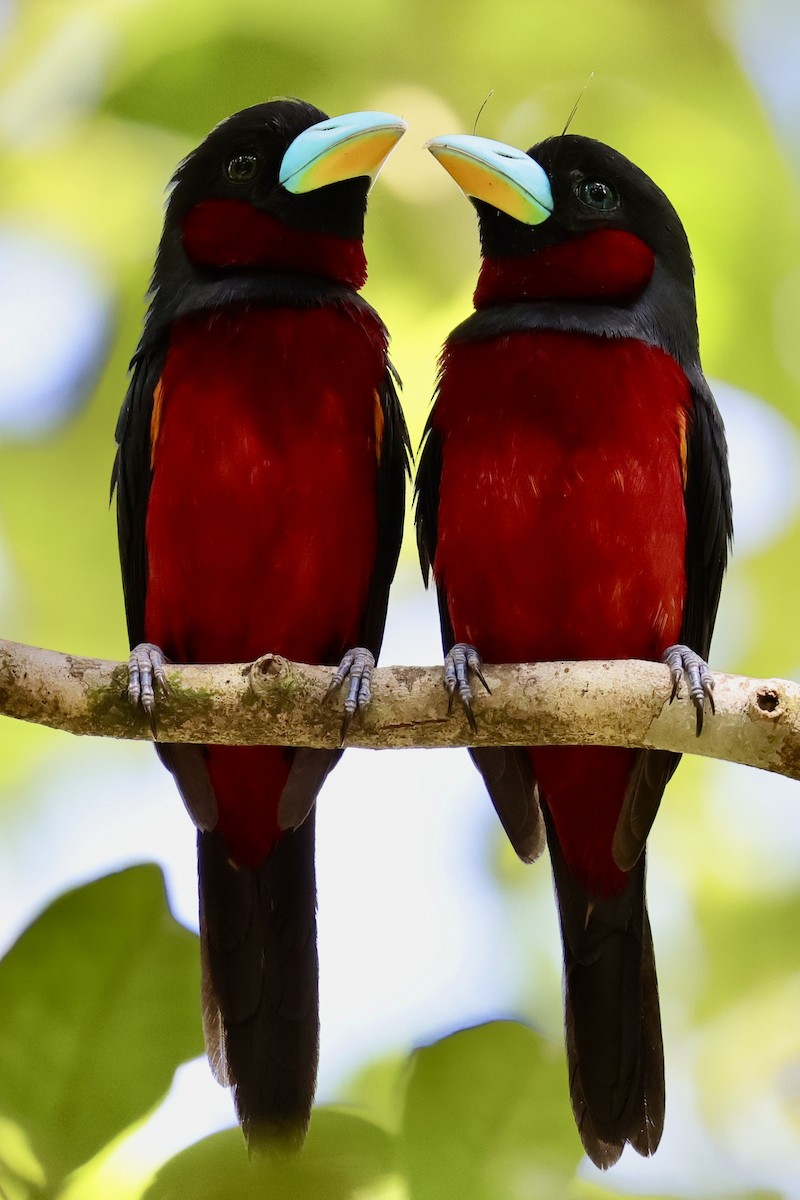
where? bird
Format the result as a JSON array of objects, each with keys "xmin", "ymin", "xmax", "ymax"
[
  {"xmin": 112, "ymin": 99, "xmax": 410, "ymax": 1148},
  {"xmin": 417, "ymin": 130, "xmax": 732, "ymax": 1167}
]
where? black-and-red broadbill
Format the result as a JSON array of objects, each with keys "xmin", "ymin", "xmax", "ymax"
[
  {"xmin": 416, "ymin": 132, "xmax": 732, "ymax": 1166},
  {"xmin": 112, "ymin": 100, "xmax": 410, "ymax": 1147}
]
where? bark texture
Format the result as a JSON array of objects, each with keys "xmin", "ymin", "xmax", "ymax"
[{"xmin": 0, "ymin": 638, "xmax": 797, "ymax": 780}]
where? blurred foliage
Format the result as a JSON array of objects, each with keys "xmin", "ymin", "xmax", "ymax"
[
  {"xmin": 0, "ymin": 867, "xmax": 201, "ymax": 1196},
  {"xmin": 398, "ymin": 1022, "xmax": 580, "ymax": 1199},
  {"xmin": 1, "ymin": 0, "xmax": 800, "ymax": 1196},
  {"xmin": 143, "ymin": 1112, "xmax": 395, "ymax": 1200},
  {"xmin": 0, "ymin": 867, "xmax": 785, "ymax": 1200}
]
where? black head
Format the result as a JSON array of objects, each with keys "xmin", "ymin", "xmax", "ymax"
[
  {"xmin": 427, "ymin": 130, "xmax": 699, "ymax": 362},
  {"xmin": 147, "ymin": 99, "xmax": 405, "ymax": 322},
  {"xmin": 477, "ymin": 134, "xmax": 692, "ymax": 291},
  {"xmin": 167, "ymin": 100, "xmax": 369, "ymax": 240}
]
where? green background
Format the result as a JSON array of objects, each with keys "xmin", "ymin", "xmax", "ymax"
[{"xmin": 0, "ymin": 0, "xmax": 799, "ymax": 1195}]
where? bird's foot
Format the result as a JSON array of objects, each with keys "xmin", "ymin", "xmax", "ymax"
[
  {"xmin": 444, "ymin": 642, "xmax": 491, "ymax": 733},
  {"xmin": 128, "ymin": 642, "xmax": 170, "ymax": 732},
  {"xmin": 326, "ymin": 647, "xmax": 375, "ymax": 743},
  {"xmin": 662, "ymin": 643, "xmax": 715, "ymax": 736}
]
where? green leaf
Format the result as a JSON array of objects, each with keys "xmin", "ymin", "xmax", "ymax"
[
  {"xmin": 0, "ymin": 1117, "xmax": 46, "ymax": 1200},
  {"xmin": 572, "ymin": 1185, "xmax": 781, "ymax": 1200},
  {"xmin": 340, "ymin": 1052, "xmax": 409, "ymax": 1135},
  {"xmin": 144, "ymin": 1108, "xmax": 396, "ymax": 1200},
  {"xmin": 0, "ymin": 865, "xmax": 203, "ymax": 1184},
  {"xmin": 399, "ymin": 1021, "xmax": 580, "ymax": 1200}
]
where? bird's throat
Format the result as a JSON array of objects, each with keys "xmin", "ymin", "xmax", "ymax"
[
  {"xmin": 181, "ymin": 198, "xmax": 368, "ymax": 288},
  {"xmin": 474, "ymin": 228, "xmax": 654, "ymax": 307}
]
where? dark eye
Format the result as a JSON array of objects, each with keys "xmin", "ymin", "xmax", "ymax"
[
  {"xmin": 578, "ymin": 179, "xmax": 619, "ymax": 211},
  {"xmin": 226, "ymin": 154, "xmax": 260, "ymax": 183}
]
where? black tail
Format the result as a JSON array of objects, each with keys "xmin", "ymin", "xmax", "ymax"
[
  {"xmin": 197, "ymin": 814, "xmax": 319, "ymax": 1148},
  {"xmin": 469, "ymin": 746, "xmax": 546, "ymax": 864},
  {"xmin": 544, "ymin": 807, "xmax": 664, "ymax": 1168}
]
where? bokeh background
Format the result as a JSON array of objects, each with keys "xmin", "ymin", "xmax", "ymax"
[{"xmin": 1, "ymin": 0, "xmax": 800, "ymax": 1196}]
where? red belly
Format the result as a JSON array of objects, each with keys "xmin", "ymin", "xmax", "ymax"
[
  {"xmin": 145, "ymin": 305, "xmax": 386, "ymax": 864},
  {"xmin": 434, "ymin": 331, "xmax": 691, "ymax": 893}
]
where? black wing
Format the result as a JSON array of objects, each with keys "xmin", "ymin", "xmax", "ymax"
[
  {"xmin": 613, "ymin": 375, "xmax": 732, "ymax": 870},
  {"xmin": 113, "ymin": 339, "xmax": 220, "ymax": 829},
  {"xmin": 358, "ymin": 363, "xmax": 412, "ymax": 657},
  {"xmin": 678, "ymin": 372, "xmax": 733, "ymax": 661},
  {"xmin": 414, "ymin": 414, "xmax": 441, "ymax": 588},
  {"xmin": 112, "ymin": 341, "xmax": 166, "ymax": 648},
  {"xmin": 415, "ymin": 418, "xmax": 545, "ymax": 863}
]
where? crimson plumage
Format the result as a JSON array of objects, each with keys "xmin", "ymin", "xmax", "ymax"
[
  {"xmin": 145, "ymin": 305, "xmax": 388, "ymax": 866},
  {"xmin": 418, "ymin": 132, "xmax": 731, "ymax": 1166},
  {"xmin": 433, "ymin": 330, "xmax": 691, "ymax": 895}
]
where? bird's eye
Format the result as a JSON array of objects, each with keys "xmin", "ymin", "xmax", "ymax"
[
  {"xmin": 226, "ymin": 154, "xmax": 260, "ymax": 183},
  {"xmin": 578, "ymin": 179, "xmax": 619, "ymax": 211}
]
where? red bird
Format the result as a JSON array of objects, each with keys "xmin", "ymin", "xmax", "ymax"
[
  {"xmin": 417, "ymin": 132, "xmax": 731, "ymax": 1166},
  {"xmin": 113, "ymin": 100, "xmax": 409, "ymax": 1146}
]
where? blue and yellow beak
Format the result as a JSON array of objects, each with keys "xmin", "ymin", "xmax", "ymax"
[
  {"xmin": 279, "ymin": 110, "xmax": 407, "ymax": 195},
  {"xmin": 426, "ymin": 133, "xmax": 553, "ymax": 226}
]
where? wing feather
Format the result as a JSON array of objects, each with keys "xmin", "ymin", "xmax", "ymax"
[{"xmin": 613, "ymin": 375, "xmax": 732, "ymax": 870}]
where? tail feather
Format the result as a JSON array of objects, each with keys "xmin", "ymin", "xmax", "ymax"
[
  {"xmin": 544, "ymin": 806, "xmax": 664, "ymax": 1168},
  {"xmin": 470, "ymin": 746, "xmax": 546, "ymax": 863},
  {"xmin": 198, "ymin": 815, "xmax": 319, "ymax": 1148}
]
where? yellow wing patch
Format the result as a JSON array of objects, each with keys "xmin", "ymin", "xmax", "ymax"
[
  {"xmin": 150, "ymin": 378, "xmax": 165, "ymax": 468},
  {"xmin": 677, "ymin": 408, "xmax": 688, "ymax": 489},
  {"xmin": 374, "ymin": 389, "xmax": 385, "ymax": 465}
]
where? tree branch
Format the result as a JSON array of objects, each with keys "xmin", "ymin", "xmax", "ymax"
[{"xmin": 0, "ymin": 637, "xmax": 798, "ymax": 780}]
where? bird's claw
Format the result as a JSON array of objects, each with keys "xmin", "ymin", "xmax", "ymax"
[
  {"xmin": 128, "ymin": 642, "xmax": 169, "ymax": 731},
  {"xmin": 443, "ymin": 642, "xmax": 491, "ymax": 733},
  {"xmin": 662, "ymin": 643, "xmax": 715, "ymax": 736},
  {"xmin": 326, "ymin": 647, "xmax": 375, "ymax": 743}
]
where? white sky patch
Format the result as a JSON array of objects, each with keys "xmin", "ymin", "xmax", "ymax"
[
  {"xmin": 706, "ymin": 758, "xmax": 800, "ymax": 892},
  {"xmin": 0, "ymin": 229, "xmax": 110, "ymax": 436},
  {"xmin": 729, "ymin": 0, "xmax": 800, "ymax": 141},
  {"xmin": 711, "ymin": 378, "xmax": 800, "ymax": 556}
]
